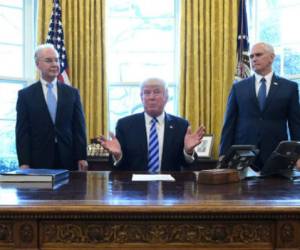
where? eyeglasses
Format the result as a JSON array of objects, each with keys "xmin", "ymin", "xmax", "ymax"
[{"xmin": 39, "ymin": 58, "xmax": 59, "ymax": 64}]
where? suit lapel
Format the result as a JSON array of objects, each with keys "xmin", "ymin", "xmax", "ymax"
[
  {"xmin": 138, "ymin": 113, "xmax": 148, "ymax": 158},
  {"xmin": 249, "ymin": 76, "xmax": 261, "ymax": 111},
  {"xmin": 264, "ymin": 74, "xmax": 280, "ymax": 111},
  {"xmin": 55, "ymin": 82, "xmax": 63, "ymax": 124},
  {"xmin": 36, "ymin": 81, "xmax": 53, "ymax": 123},
  {"xmin": 162, "ymin": 113, "xmax": 175, "ymax": 168}
]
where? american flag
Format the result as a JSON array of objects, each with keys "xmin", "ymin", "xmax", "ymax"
[
  {"xmin": 235, "ymin": 0, "xmax": 251, "ymax": 81},
  {"xmin": 46, "ymin": 0, "xmax": 71, "ymax": 85}
]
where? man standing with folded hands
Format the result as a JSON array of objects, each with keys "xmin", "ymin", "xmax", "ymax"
[{"xmin": 220, "ymin": 42, "xmax": 300, "ymax": 170}]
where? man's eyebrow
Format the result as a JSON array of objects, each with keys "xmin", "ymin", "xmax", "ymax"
[{"xmin": 250, "ymin": 52, "xmax": 263, "ymax": 58}]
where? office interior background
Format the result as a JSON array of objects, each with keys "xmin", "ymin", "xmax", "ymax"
[{"xmin": 0, "ymin": 0, "xmax": 300, "ymax": 172}]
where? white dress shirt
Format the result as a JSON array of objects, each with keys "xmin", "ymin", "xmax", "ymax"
[
  {"xmin": 144, "ymin": 112, "xmax": 194, "ymax": 170},
  {"xmin": 114, "ymin": 112, "xmax": 194, "ymax": 169},
  {"xmin": 254, "ymin": 71, "xmax": 273, "ymax": 97}
]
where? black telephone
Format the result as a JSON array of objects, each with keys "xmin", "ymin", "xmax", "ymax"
[
  {"xmin": 261, "ymin": 141, "xmax": 300, "ymax": 177},
  {"xmin": 219, "ymin": 145, "xmax": 259, "ymax": 170}
]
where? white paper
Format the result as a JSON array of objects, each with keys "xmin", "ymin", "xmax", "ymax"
[{"xmin": 132, "ymin": 174, "xmax": 175, "ymax": 181}]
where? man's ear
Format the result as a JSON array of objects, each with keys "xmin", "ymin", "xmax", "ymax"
[
  {"xmin": 164, "ymin": 89, "xmax": 169, "ymax": 103},
  {"xmin": 270, "ymin": 53, "xmax": 275, "ymax": 63},
  {"xmin": 140, "ymin": 92, "xmax": 144, "ymax": 102}
]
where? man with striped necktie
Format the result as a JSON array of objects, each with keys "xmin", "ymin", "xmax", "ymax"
[{"xmin": 100, "ymin": 78, "xmax": 206, "ymax": 172}]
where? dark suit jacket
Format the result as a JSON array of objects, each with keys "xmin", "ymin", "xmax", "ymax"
[
  {"xmin": 114, "ymin": 112, "xmax": 190, "ymax": 171},
  {"xmin": 16, "ymin": 81, "xmax": 87, "ymax": 170},
  {"xmin": 220, "ymin": 74, "xmax": 300, "ymax": 169}
]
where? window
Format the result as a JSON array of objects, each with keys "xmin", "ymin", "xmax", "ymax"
[
  {"xmin": 106, "ymin": 0, "xmax": 180, "ymax": 131},
  {"xmin": 0, "ymin": 0, "xmax": 36, "ymax": 172},
  {"xmin": 247, "ymin": 0, "xmax": 300, "ymax": 88}
]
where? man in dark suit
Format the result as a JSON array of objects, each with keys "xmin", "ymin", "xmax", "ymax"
[
  {"xmin": 100, "ymin": 78, "xmax": 206, "ymax": 172},
  {"xmin": 16, "ymin": 44, "xmax": 88, "ymax": 171},
  {"xmin": 220, "ymin": 42, "xmax": 300, "ymax": 170}
]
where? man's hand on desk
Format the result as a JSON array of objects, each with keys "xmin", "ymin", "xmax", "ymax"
[
  {"xmin": 78, "ymin": 160, "xmax": 88, "ymax": 171},
  {"xmin": 98, "ymin": 132, "xmax": 122, "ymax": 161},
  {"xmin": 184, "ymin": 125, "xmax": 206, "ymax": 155},
  {"xmin": 20, "ymin": 164, "xmax": 30, "ymax": 169},
  {"xmin": 296, "ymin": 159, "xmax": 300, "ymax": 171}
]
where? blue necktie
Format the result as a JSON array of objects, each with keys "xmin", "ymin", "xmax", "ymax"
[
  {"xmin": 258, "ymin": 78, "xmax": 266, "ymax": 111},
  {"xmin": 47, "ymin": 83, "xmax": 57, "ymax": 123},
  {"xmin": 148, "ymin": 118, "xmax": 159, "ymax": 173}
]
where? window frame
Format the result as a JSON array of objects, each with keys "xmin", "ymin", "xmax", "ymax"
[
  {"xmin": 0, "ymin": 0, "xmax": 37, "ymax": 172},
  {"xmin": 106, "ymin": 0, "xmax": 181, "ymax": 132}
]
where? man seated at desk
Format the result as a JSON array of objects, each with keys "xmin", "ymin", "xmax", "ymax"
[{"xmin": 99, "ymin": 77, "xmax": 205, "ymax": 172}]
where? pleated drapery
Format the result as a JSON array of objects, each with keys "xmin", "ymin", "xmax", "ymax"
[{"xmin": 180, "ymin": 0, "xmax": 239, "ymax": 157}]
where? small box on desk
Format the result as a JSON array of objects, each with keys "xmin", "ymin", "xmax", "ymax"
[{"xmin": 198, "ymin": 169, "xmax": 240, "ymax": 184}]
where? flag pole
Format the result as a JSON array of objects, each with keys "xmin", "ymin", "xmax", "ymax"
[{"xmin": 46, "ymin": 0, "xmax": 71, "ymax": 85}]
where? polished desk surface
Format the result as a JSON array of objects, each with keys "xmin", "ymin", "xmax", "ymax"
[
  {"xmin": 1, "ymin": 171, "xmax": 300, "ymax": 213},
  {"xmin": 87, "ymin": 157, "xmax": 218, "ymax": 171},
  {"xmin": 1, "ymin": 171, "xmax": 300, "ymax": 250}
]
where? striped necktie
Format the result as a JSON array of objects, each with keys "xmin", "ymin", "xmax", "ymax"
[
  {"xmin": 47, "ymin": 82, "xmax": 57, "ymax": 123},
  {"xmin": 258, "ymin": 78, "xmax": 266, "ymax": 111},
  {"xmin": 148, "ymin": 118, "xmax": 159, "ymax": 173}
]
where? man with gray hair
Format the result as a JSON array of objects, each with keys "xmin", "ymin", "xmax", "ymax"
[
  {"xmin": 16, "ymin": 43, "xmax": 88, "ymax": 171},
  {"xmin": 100, "ymin": 77, "xmax": 206, "ymax": 172},
  {"xmin": 220, "ymin": 42, "xmax": 300, "ymax": 170}
]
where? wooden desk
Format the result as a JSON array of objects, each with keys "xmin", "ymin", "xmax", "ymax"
[
  {"xmin": 87, "ymin": 156, "xmax": 112, "ymax": 170},
  {"xmin": 87, "ymin": 157, "xmax": 218, "ymax": 171},
  {"xmin": 0, "ymin": 171, "xmax": 300, "ymax": 249}
]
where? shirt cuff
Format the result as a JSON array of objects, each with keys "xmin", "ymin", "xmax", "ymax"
[
  {"xmin": 112, "ymin": 152, "xmax": 123, "ymax": 166},
  {"xmin": 184, "ymin": 149, "xmax": 196, "ymax": 163}
]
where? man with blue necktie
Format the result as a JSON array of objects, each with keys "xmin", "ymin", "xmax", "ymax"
[
  {"xmin": 220, "ymin": 42, "xmax": 300, "ymax": 170},
  {"xmin": 16, "ymin": 44, "xmax": 88, "ymax": 171},
  {"xmin": 100, "ymin": 78, "xmax": 206, "ymax": 172}
]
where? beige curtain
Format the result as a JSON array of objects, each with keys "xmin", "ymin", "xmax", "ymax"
[
  {"xmin": 38, "ymin": 0, "xmax": 107, "ymax": 140},
  {"xmin": 180, "ymin": 0, "xmax": 238, "ymax": 157}
]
